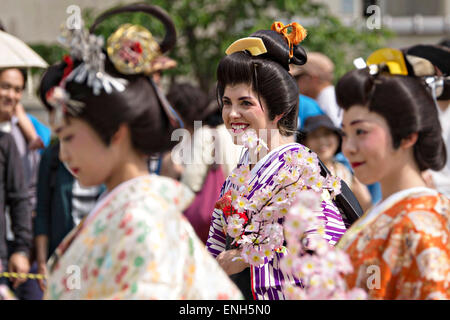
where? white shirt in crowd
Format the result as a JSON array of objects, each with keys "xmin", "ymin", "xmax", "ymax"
[{"xmin": 316, "ymin": 85, "xmax": 343, "ymax": 127}]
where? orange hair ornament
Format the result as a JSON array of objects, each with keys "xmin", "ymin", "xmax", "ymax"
[{"xmin": 271, "ymin": 21, "xmax": 307, "ymax": 59}]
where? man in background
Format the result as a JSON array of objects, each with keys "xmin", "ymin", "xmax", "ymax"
[
  {"xmin": 0, "ymin": 67, "xmax": 40, "ymax": 299},
  {"xmin": 291, "ymin": 52, "xmax": 342, "ymax": 127}
]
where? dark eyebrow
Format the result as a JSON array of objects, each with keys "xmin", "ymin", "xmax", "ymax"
[
  {"xmin": 342, "ymin": 119, "xmax": 367, "ymax": 128},
  {"xmin": 222, "ymin": 96, "xmax": 256, "ymax": 101},
  {"xmin": 238, "ymin": 96, "xmax": 255, "ymax": 101},
  {"xmin": 54, "ymin": 126, "xmax": 65, "ymax": 134}
]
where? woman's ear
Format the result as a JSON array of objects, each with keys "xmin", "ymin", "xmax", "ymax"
[
  {"xmin": 400, "ymin": 132, "xmax": 419, "ymax": 149},
  {"xmin": 274, "ymin": 113, "xmax": 284, "ymax": 124},
  {"xmin": 111, "ymin": 123, "xmax": 130, "ymax": 147}
]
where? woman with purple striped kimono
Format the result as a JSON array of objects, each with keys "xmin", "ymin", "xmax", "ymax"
[
  {"xmin": 207, "ymin": 144, "xmax": 347, "ymax": 299},
  {"xmin": 206, "ymin": 22, "xmax": 347, "ymax": 300}
]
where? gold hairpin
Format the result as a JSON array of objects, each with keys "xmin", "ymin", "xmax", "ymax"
[
  {"xmin": 225, "ymin": 37, "xmax": 268, "ymax": 56},
  {"xmin": 366, "ymin": 48, "xmax": 408, "ymax": 76}
]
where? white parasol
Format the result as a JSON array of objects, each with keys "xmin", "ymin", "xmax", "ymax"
[
  {"xmin": 0, "ymin": 30, "xmax": 48, "ymax": 69},
  {"xmin": 0, "ymin": 30, "xmax": 49, "ymax": 94}
]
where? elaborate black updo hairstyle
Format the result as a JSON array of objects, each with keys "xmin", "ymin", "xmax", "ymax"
[
  {"xmin": 335, "ymin": 68, "xmax": 447, "ymax": 172},
  {"xmin": 39, "ymin": 3, "xmax": 178, "ymax": 155},
  {"xmin": 216, "ymin": 28, "xmax": 307, "ymax": 136}
]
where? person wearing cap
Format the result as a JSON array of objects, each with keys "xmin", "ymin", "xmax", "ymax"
[
  {"xmin": 290, "ymin": 52, "xmax": 342, "ymax": 127},
  {"xmin": 299, "ymin": 114, "xmax": 372, "ymax": 212},
  {"xmin": 288, "ymin": 65, "xmax": 324, "ymax": 130}
]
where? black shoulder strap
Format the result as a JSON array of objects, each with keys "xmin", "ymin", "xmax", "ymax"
[{"xmin": 317, "ymin": 158, "xmax": 363, "ymax": 226}]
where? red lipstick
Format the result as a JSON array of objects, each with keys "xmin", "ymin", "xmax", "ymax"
[{"xmin": 351, "ymin": 162, "xmax": 365, "ymax": 169}]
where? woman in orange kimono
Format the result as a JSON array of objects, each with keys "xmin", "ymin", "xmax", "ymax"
[{"xmin": 334, "ymin": 55, "xmax": 449, "ymax": 299}]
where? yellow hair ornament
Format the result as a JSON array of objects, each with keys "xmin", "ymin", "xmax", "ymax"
[
  {"xmin": 366, "ymin": 48, "xmax": 408, "ymax": 76},
  {"xmin": 225, "ymin": 37, "xmax": 268, "ymax": 56},
  {"xmin": 271, "ymin": 21, "xmax": 307, "ymax": 59}
]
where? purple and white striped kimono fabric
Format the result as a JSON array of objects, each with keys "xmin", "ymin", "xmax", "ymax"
[{"xmin": 206, "ymin": 142, "xmax": 347, "ymax": 300}]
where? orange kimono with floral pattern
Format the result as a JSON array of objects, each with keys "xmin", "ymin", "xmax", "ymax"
[{"xmin": 337, "ymin": 187, "xmax": 449, "ymax": 300}]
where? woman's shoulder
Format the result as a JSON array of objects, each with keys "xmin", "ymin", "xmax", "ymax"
[
  {"xmin": 90, "ymin": 175, "xmax": 195, "ymax": 238},
  {"xmin": 279, "ymin": 142, "xmax": 305, "ymax": 152},
  {"xmin": 132, "ymin": 174, "xmax": 195, "ymax": 211},
  {"xmin": 96, "ymin": 175, "xmax": 193, "ymax": 218},
  {"xmin": 258, "ymin": 142, "xmax": 305, "ymax": 163},
  {"xmin": 383, "ymin": 191, "xmax": 449, "ymax": 236},
  {"xmin": 388, "ymin": 190, "xmax": 449, "ymax": 216}
]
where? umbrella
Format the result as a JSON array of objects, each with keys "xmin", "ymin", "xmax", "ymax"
[
  {"xmin": 0, "ymin": 30, "xmax": 48, "ymax": 69},
  {"xmin": 0, "ymin": 30, "xmax": 48, "ymax": 94}
]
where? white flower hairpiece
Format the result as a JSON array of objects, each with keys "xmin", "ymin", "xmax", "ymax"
[
  {"xmin": 45, "ymin": 86, "xmax": 85, "ymax": 127},
  {"xmin": 58, "ymin": 19, "xmax": 128, "ymax": 96}
]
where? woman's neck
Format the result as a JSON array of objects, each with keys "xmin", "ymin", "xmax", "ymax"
[
  {"xmin": 105, "ymin": 156, "xmax": 149, "ymax": 191},
  {"xmin": 249, "ymin": 133, "xmax": 293, "ymax": 169},
  {"xmin": 379, "ymin": 162, "xmax": 427, "ymax": 201},
  {"xmin": 266, "ymin": 132, "xmax": 295, "ymax": 153}
]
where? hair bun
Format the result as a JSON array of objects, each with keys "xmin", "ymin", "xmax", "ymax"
[
  {"xmin": 291, "ymin": 45, "xmax": 307, "ymax": 65},
  {"xmin": 414, "ymin": 128, "xmax": 447, "ymax": 171},
  {"xmin": 250, "ymin": 30, "xmax": 307, "ymax": 70}
]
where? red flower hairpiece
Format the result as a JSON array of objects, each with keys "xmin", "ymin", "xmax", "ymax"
[{"xmin": 61, "ymin": 55, "xmax": 74, "ymax": 82}]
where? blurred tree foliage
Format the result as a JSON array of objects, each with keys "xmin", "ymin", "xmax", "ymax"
[{"xmin": 29, "ymin": 0, "xmax": 393, "ymax": 93}]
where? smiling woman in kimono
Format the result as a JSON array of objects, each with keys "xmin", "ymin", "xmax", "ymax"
[
  {"xmin": 206, "ymin": 23, "xmax": 347, "ymax": 300},
  {"xmin": 335, "ymin": 50, "xmax": 450, "ymax": 299},
  {"xmin": 37, "ymin": 3, "xmax": 242, "ymax": 300}
]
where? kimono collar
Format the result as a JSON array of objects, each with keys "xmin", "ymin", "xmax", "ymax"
[{"xmin": 337, "ymin": 186, "xmax": 439, "ymax": 250}]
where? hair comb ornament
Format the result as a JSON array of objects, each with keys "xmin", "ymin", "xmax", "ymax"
[
  {"xmin": 45, "ymin": 16, "xmax": 128, "ymax": 126},
  {"xmin": 46, "ymin": 3, "xmax": 183, "ymax": 129},
  {"xmin": 353, "ymin": 47, "xmax": 450, "ymax": 101},
  {"xmin": 366, "ymin": 48, "xmax": 408, "ymax": 75},
  {"xmin": 353, "ymin": 48, "xmax": 408, "ymax": 76},
  {"xmin": 58, "ymin": 19, "xmax": 128, "ymax": 96},
  {"xmin": 107, "ymin": 23, "xmax": 162, "ymax": 75},
  {"xmin": 89, "ymin": 3, "xmax": 182, "ymax": 129},
  {"xmin": 225, "ymin": 37, "xmax": 268, "ymax": 56}
]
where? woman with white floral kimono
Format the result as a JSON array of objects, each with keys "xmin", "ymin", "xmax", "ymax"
[
  {"xmin": 37, "ymin": 3, "xmax": 242, "ymax": 300},
  {"xmin": 206, "ymin": 22, "xmax": 347, "ymax": 300}
]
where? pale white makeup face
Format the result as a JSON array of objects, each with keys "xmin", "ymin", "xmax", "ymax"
[
  {"xmin": 341, "ymin": 105, "xmax": 397, "ymax": 185},
  {"xmin": 54, "ymin": 117, "xmax": 115, "ymax": 187}
]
